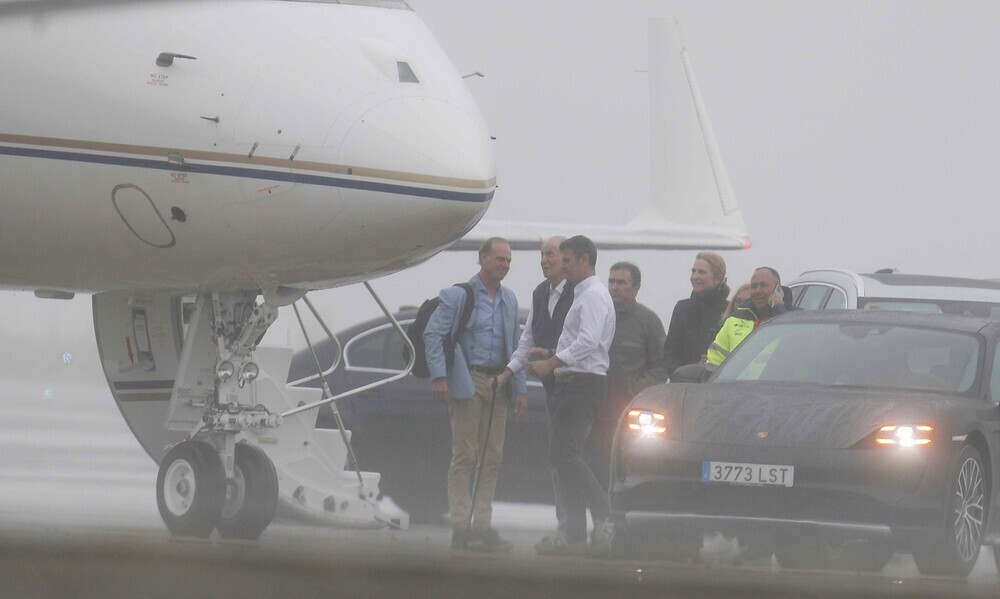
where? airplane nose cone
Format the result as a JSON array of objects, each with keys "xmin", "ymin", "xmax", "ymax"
[{"xmin": 339, "ymin": 97, "xmax": 496, "ymax": 195}]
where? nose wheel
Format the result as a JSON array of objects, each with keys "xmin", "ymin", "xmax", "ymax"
[
  {"xmin": 156, "ymin": 440, "xmax": 226, "ymax": 537},
  {"xmin": 218, "ymin": 443, "xmax": 279, "ymax": 540}
]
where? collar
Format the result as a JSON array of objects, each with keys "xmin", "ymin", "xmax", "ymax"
[
  {"xmin": 616, "ymin": 299, "xmax": 637, "ymax": 313},
  {"xmin": 470, "ymin": 273, "xmax": 502, "ymax": 297}
]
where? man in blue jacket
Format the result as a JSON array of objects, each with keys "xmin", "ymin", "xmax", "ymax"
[{"xmin": 424, "ymin": 236, "xmax": 528, "ymax": 551}]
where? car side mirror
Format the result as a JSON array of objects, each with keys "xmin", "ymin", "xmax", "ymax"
[{"xmin": 671, "ymin": 363, "xmax": 710, "ymax": 384}]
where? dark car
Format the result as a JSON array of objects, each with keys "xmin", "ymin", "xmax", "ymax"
[
  {"xmin": 611, "ymin": 309, "xmax": 1000, "ymax": 576},
  {"xmin": 287, "ymin": 308, "xmax": 550, "ymax": 523}
]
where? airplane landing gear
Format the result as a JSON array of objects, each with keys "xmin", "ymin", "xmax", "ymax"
[
  {"xmin": 95, "ymin": 288, "xmax": 398, "ymax": 536},
  {"xmin": 156, "ymin": 440, "xmax": 226, "ymax": 537}
]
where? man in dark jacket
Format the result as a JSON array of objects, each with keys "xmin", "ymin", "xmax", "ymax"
[{"xmin": 587, "ymin": 261, "xmax": 668, "ymax": 491}]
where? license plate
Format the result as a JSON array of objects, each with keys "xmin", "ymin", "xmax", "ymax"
[{"xmin": 702, "ymin": 461, "xmax": 794, "ymax": 487}]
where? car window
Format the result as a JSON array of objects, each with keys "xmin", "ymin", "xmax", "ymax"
[
  {"xmin": 715, "ymin": 322, "xmax": 981, "ymax": 394},
  {"xmin": 345, "ymin": 322, "xmax": 410, "ymax": 371},
  {"xmin": 861, "ymin": 300, "xmax": 943, "ymax": 313},
  {"xmin": 991, "ymin": 340, "xmax": 1000, "ymax": 403},
  {"xmin": 825, "ymin": 288, "xmax": 847, "ymax": 309},
  {"xmin": 790, "ymin": 285, "xmax": 803, "ymax": 305},
  {"xmin": 859, "ymin": 298, "xmax": 1000, "ymax": 317},
  {"xmin": 797, "ymin": 285, "xmax": 830, "ymax": 310}
]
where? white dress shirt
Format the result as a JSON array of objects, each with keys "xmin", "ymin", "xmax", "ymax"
[
  {"xmin": 507, "ymin": 279, "xmax": 567, "ymax": 374},
  {"xmin": 547, "ymin": 279, "xmax": 566, "ymax": 317},
  {"xmin": 554, "ymin": 275, "xmax": 616, "ymax": 376}
]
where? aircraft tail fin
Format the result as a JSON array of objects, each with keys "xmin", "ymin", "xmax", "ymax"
[{"xmin": 453, "ymin": 16, "xmax": 749, "ymax": 252}]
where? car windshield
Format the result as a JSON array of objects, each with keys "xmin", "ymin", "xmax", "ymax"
[{"xmin": 714, "ymin": 322, "xmax": 982, "ymax": 395}]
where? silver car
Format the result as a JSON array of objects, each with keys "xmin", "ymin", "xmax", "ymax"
[{"xmin": 787, "ymin": 269, "xmax": 1000, "ymax": 316}]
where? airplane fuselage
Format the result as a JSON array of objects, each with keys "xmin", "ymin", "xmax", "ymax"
[{"xmin": 0, "ymin": 0, "xmax": 495, "ymax": 294}]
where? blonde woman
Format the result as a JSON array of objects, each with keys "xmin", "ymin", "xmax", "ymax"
[{"xmin": 663, "ymin": 252, "xmax": 730, "ymax": 376}]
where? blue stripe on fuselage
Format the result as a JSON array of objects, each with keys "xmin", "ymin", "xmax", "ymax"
[{"xmin": 0, "ymin": 145, "xmax": 495, "ymax": 204}]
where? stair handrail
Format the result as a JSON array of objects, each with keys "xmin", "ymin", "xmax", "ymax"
[{"xmin": 280, "ymin": 281, "xmax": 415, "ymax": 418}]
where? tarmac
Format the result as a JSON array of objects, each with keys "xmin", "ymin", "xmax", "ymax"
[{"xmin": 2, "ymin": 519, "xmax": 999, "ymax": 599}]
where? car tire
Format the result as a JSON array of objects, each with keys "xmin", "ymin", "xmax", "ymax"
[{"xmin": 913, "ymin": 445, "xmax": 988, "ymax": 577}]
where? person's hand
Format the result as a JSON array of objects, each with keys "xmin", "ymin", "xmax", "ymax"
[
  {"xmin": 496, "ymin": 368, "xmax": 513, "ymax": 389},
  {"xmin": 528, "ymin": 347, "xmax": 552, "ymax": 360},
  {"xmin": 514, "ymin": 394, "xmax": 528, "ymax": 421},
  {"xmin": 527, "ymin": 357, "xmax": 556, "ymax": 379},
  {"xmin": 768, "ymin": 288, "xmax": 785, "ymax": 308},
  {"xmin": 432, "ymin": 378, "xmax": 449, "ymax": 403}
]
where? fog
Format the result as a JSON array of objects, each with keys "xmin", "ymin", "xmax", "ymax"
[
  {"xmin": 2, "ymin": 4, "xmax": 1000, "ymax": 593},
  {"xmin": 4, "ymin": 1, "xmax": 999, "ymax": 363}
]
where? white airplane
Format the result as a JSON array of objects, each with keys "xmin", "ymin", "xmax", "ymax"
[{"xmin": 0, "ymin": 1, "xmax": 746, "ymax": 539}]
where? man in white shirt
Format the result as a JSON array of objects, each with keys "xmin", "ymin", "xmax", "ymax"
[
  {"xmin": 519, "ymin": 235, "xmax": 616, "ymax": 555},
  {"xmin": 501, "ymin": 236, "xmax": 573, "ymax": 551}
]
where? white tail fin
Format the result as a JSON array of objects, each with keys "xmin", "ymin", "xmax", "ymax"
[{"xmin": 453, "ymin": 16, "xmax": 749, "ymax": 252}]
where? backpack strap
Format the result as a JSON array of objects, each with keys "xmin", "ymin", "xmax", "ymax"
[{"xmin": 452, "ymin": 283, "xmax": 475, "ymax": 346}]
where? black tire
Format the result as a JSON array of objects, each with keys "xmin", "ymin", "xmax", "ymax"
[
  {"xmin": 156, "ymin": 440, "xmax": 226, "ymax": 537},
  {"xmin": 914, "ymin": 445, "xmax": 988, "ymax": 577},
  {"xmin": 217, "ymin": 443, "xmax": 279, "ymax": 540}
]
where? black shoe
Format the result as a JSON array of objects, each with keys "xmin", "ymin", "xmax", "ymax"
[
  {"xmin": 469, "ymin": 528, "xmax": 513, "ymax": 552},
  {"xmin": 451, "ymin": 529, "xmax": 469, "ymax": 550}
]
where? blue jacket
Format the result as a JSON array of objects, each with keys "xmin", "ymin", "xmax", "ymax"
[{"xmin": 423, "ymin": 275, "xmax": 527, "ymax": 400}]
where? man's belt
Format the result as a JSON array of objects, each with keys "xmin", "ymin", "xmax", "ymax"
[
  {"xmin": 555, "ymin": 372, "xmax": 605, "ymax": 384},
  {"xmin": 470, "ymin": 364, "xmax": 506, "ymax": 376}
]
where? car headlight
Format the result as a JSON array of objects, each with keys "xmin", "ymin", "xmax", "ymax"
[
  {"xmin": 626, "ymin": 409, "xmax": 666, "ymax": 437},
  {"xmin": 876, "ymin": 424, "xmax": 933, "ymax": 447}
]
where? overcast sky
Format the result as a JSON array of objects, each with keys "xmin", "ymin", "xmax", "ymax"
[
  {"xmin": 338, "ymin": 0, "xmax": 1000, "ymax": 327},
  {"xmin": 5, "ymin": 0, "xmax": 1000, "ymax": 381}
]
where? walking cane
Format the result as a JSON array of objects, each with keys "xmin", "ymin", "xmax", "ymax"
[{"xmin": 463, "ymin": 376, "xmax": 500, "ymax": 549}]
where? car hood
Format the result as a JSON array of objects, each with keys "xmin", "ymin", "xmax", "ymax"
[{"xmin": 680, "ymin": 381, "xmax": 955, "ymax": 449}]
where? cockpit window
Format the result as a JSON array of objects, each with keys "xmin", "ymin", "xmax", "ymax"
[{"xmin": 397, "ymin": 62, "xmax": 419, "ymax": 83}]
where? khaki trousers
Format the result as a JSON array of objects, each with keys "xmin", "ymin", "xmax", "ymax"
[{"xmin": 448, "ymin": 372, "xmax": 508, "ymax": 531}]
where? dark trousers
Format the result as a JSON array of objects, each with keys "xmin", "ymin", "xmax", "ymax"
[
  {"xmin": 541, "ymin": 373, "xmax": 566, "ymax": 533},
  {"xmin": 549, "ymin": 373, "xmax": 610, "ymax": 544}
]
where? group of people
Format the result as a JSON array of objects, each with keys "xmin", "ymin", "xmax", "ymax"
[{"xmin": 422, "ymin": 235, "xmax": 794, "ymax": 555}]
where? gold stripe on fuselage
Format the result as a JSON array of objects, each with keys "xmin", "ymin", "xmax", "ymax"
[{"xmin": 0, "ymin": 133, "xmax": 496, "ymax": 190}]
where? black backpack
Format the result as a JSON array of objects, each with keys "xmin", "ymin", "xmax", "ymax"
[{"xmin": 405, "ymin": 283, "xmax": 475, "ymax": 379}]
